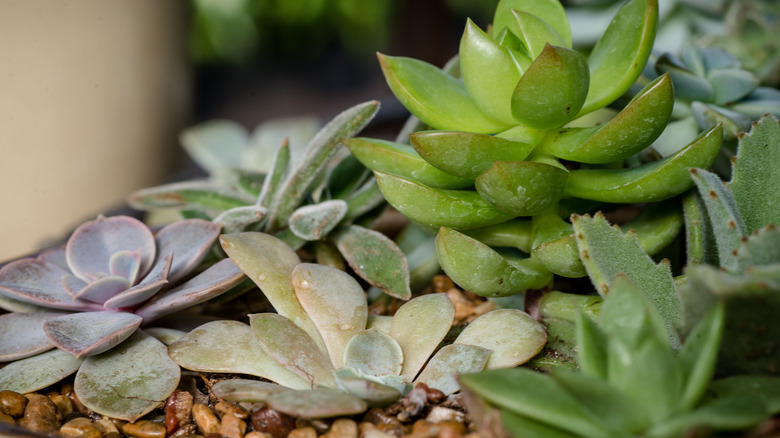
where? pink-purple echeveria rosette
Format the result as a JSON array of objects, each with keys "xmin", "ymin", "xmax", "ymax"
[{"xmin": 0, "ymin": 215, "xmax": 245, "ymax": 361}]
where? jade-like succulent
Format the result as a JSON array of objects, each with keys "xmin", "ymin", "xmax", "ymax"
[
  {"xmin": 129, "ymin": 101, "xmax": 415, "ymax": 299},
  {"xmin": 168, "ymin": 232, "xmax": 547, "ymax": 418},
  {"xmin": 347, "ymin": 0, "xmax": 721, "ymax": 297},
  {"xmin": 0, "ymin": 215, "xmax": 244, "ymax": 421}
]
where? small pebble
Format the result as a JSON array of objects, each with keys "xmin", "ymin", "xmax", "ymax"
[
  {"xmin": 245, "ymin": 432, "xmax": 273, "ymax": 438},
  {"xmin": 322, "ymin": 418, "xmax": 358, "ymax": 438},
  {"xmin": 60, "ymin": 417, "xmax": 101, "ymax": 438},
  {"xmin": 219, "ymin": 413, "xmax": 246, "ymax": 438},
  {"xmin": 359, "ymin": 423, "xmax": 396, "ymax": 438},
  {"xmin": 122, "ymin": 420, "xmax": 167, "ymax": 438},
  {"xmin": 215, "ymin": 401, "xmax": 249, "ymax": 420},
  {"xmin": 61, "ymin": 381, "xmax": 89, "ymax": 415},
  {"xmin": 417, "ymin": 382, "xmax": 445, "ymax": 404},
  {"xmin": 94, "ymin": 417, "xmax": 120, "ymax": 435},
  {"xmin": 166, "ymin": 389, "xmax": 194, "ymax": 435},
  {"xmin": 288, "ymin": 426, "xmax": 317, "ymax": 438},
  {"xmin": 251, "ymin": 406, "xmax": 296, "ymax": 438},
  {"xmin": 0, "ymin": 390, "xmax": 28, "ymax": 417},
  {"xmin": 19, "ymin": 394, "xmax": 60, "ymax": 433},
  {"xmin": 425, "ymin": 406, "xmax": 465, "ymax": 424},
  {"xmin": 50, "ymin": 394, "xmax": 74, "ymax": 419},
  {"xmin": 0, "ymin": 412, "xmax": 15, "ymax": 426},
  {"xmin": 192, "ymin": 403, "xmax": 221, "ymax": 435}
]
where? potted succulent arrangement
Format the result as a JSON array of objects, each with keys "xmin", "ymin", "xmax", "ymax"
[{"xmin": 1, "ymin": 0, "xmax": 779, "ymax": 437}]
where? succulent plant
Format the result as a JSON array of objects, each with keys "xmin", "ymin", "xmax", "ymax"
[
  {"xmin": 168, "ymin": 231, "xmax": 547, "ymax": 418},
  {"xmin": 0, "ymin": 215, "xmax": 245, "ymax": 421},
  {"xmin": 347, "ymin": 0, "xmax": 721, "ymax": 297},
  {"xmin": 128, "ymin": 101, "xmax": 417, "ymax": 300}
]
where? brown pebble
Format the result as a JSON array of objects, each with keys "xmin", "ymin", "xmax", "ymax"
[
  {"xmin": 104, "ymin": 433, "xmax": 123, "ymax": 438},
  {"xmin": 215, "ymin": 400, "xmax": 249, "ymax": 420},
  {"xmin": 433, "ymin": 275, "xmax": 455, "ymax": 293},
  {"xmin": 251, "ymin": 406, "xmax": 296, "ymax": 438},
  {"xmin": 289, "ymin": 426, "xmax": 317, "ymax": 438},
  {"xmin": 60, "ymin": 417, "xmax": 101, "ymax": 438},
  {"xmin": 192, "ymin": 403, "xmax": 221, "ymax": 435},
  {"xmin": 417, "ymin": 382, "xmax": 445, "ymax": 404},
  {"xmin": 0, "ymin": 390, "xmax": 28, "ymax": 417},
  {"xmin": 122, "ymin": 420, "xmax": 167, "ymax": 438},
  {"xmin": 359, "ymin": 422, "xmax": 397, "ymax": 438},
  {"xmin": 245, "ymin": 432, "xmax": 272, "ymax": 438},
  {"xmin": 166, "ymin": 389, "xmax": 194, "ymax": 435},
  {"xmin": 220, "ymin": 413, "xmax": 247, "ymax": 438},
  {"xmin": 322, "ymin": 418, "xmax": 358, "ymax": 438},
  {"xmin": 62, "ymin": 381, "xmax": 90, "ymax": 415},
  {"xmin": 364, "ymin": 408, "xmax": 402, "ymax": 428},
  {"xmin": 0, "ymin": 412, "xmax": 15, "ymax": 426},
  {"xmin": 19, "ymin": 394, "xmax": 60, "ymax": 433},
  {"xmin": 50, "ymin": 394, "xmax": 74, "ymax": 419},
  {"xmin": 94, "ymin": 417, "xmax": 120, "ymax": 435}
]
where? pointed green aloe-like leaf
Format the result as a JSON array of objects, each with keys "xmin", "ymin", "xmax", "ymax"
[
  {"xmin": 599, "ymin": 275, "xmax": 671, "ymax": 350},
  {"xmin": 437, "ymin": 227, "xmax": 552, "ymax": 297},
  {"xmin": 250, "ymin": 313, "xmax": 337, "ymax": 388},
  {"xmin": 581, "ymin": 0, "xmax": 657, "ymax": 115},
  {"xmin": 268, "ymin": 389, "xmax": 368, "ymax": 419},
  {"xmin": 288, "ymin": 200, "xmax": 348, "ymax": 241},
  {"xmin": 507, "ymin": 10, "xmax": 568, "ymax": 59},
  {"xmin": 531, "ymin": 214, "xmax": 586, "ymax": 278},
  {"xmin": 511, "ymin": 44, "xmax": 589, "ymax": 130},
  {"xmin": 708, "ymin": 376, "xmax": 780, "ymax": 416},
  {"xmin": 690, "ymin": 167, "xmax": 746, "ymax": 271},
  {"xmin": 460, "ymin": 19, "xmax": 521, "ymax": 124},
  {"xmin": 415, "ymin": 344, "xmax": 491, "ymax": 395},
  {"xmin": 678, "ymin": 302, "xmax": 724, "ymax": 411},
  {"xmin": 576, "ymin": 312, "xmax": 608, "ymax": 381},
  {"xmin": 375, "ymin": 171, "xmax": 514, "ymax": 231},
  {"xmin": 545, "ymin": 74, "xmax": 674, "ymax": 164},
  {"xmin": 499, "ymin": 409, "xmax": 581, "ymax": 438},
  {"xmin": 126, "ymin": 181, "xmax": 252, "ymax": 214},
  {"xmin": 409, "ymin": 131, "xmax": 536, "ymax": 180},
  {"xmin": 212, "ymin": 379, "xmax": 290, "ymax": 402},
  {"xmin": 646, "ymin": 395, "xmax": 768, "ymax": 438},
  {"xmin": 333, "ymin": 225, "xmax": 411, "ymax": 300},
  {"xmin": 459, "ymin": 368, "xmax": 610, "ymax": 437},
  {"xmin": 344, "ymin": 137, "xmax": 472, "ymax": 190},
  {"xmin": 572, "ymin": 213, "xmax": 681, "ymax": 349},
  {"xmin": 565, "ymin": 123, "xmax": 722, "ymax": 203},
  {"xmin": 168, "ymin": 320, "xmax": 309, "ymax": 389},
  {"xmin": 74, "ymin": 331, "xmax": 180, "ymax": 422},
  {"xmin": 343, "ymin": 329, "xmax": 403, "ymax": 377},
  {"xmin": 491, "ymin": 0, "xmax": 572, "ymax": 47},
  {"xmin": 377, "ymin": 54, "xmax": 509, "ymax": 134},
  {"xmin": 391, "ymin": 294, "xmax": 455, "ymax": 382},
  {"xmin": 220, "ymin": 232, "xmax": 325, "ymax": 352},
  {"xmin": 266, "ymin": 101, "xmax": 380, "ymax": 231},
  {"xmin": 0, "ymin": 348, "xmax": 83, "ymax": 393},
  {"xmin": 455, "ymin": 309, "xmax": 547, "ymax": 369},
  {"xmin": 0, "ymin": 312, "xmax": 61, "ymax": 361},
  {"xmin": 292, "ymin": 263, "xmax": 368, "ymax": 369},
  {"xmin": 476, "ymin": 161, "xmax": 569, "ymax": 216},
  {"xmin": 729, "ymin": 114, "xmax": 780, "ymax": 233}
]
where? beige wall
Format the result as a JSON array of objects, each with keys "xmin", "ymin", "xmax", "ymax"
[{"xmin": 0, "ymin": 1, "xmax": 190, "ymax": 261}]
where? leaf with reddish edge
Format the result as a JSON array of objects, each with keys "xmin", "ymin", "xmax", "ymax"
[
  {"xmin": 415, "ymin": 344, "xmax": 491, "ymax": 395},
  {"xmin": 391, "ymin": 294, "xmax": 455, "ymax": 381},
  {"xmin": 0, "ymin": 258, "xmax": 100, "ymax": 311},
  {"xmin": 38, "ymin": 246, "xmax": 69, "ymax": 271},
  {"xmin": 66, "ymin": 216, "xmax": 156, "ymax": 282},
  {"xmin": 0, "ymin": 349, "xmax": 83, "ymax": 393},
  {"xmin": 108, "ymin": 250, "xmax": 142, "ymax": 284},
  {"xmin": 103, "ymin": 254, "xmax": 173, "ymax": 310},
  {"xmin": 71, "ymin": 276, "xmax": 131, "ymax": 304},
  {"xmin": 134, "ymin": 258, "xmax": 244, "ymax": 322},
  {"xmin": 155, "ymin": 219, "xmax": 221, "ymax": 283},
  {"xmin": 0, "ymin": 312, "xmax": 65, "ymax": 361},
  {"xmin": 44, "ymin": 311, "xmax": 142, "ymax": 358}
]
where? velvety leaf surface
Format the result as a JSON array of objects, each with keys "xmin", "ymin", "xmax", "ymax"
[
  {"xmin": 74, "ymin": 331, "xmax": 180, "ymax": 422},
  {"xmin": 0, "ymin": 348, "xmax": 83, "ymax": 393},
  {"xmin": 343, "ymin": 329, "xmax": 403, "ymax": 377},
  {"xmin": 212, "ymin": 379, "xmax": 290, "ymax": 402},
  {"xmin": 456, "ymin": 309, "xmax": 547, "ymax": 369},
  {"xmin": 168, "ymin": 320, "xmax": 310, "ymax": 390},
  {"xmin": 268, "ymin": 389, "xmax": 368, "ymax": 419},
  {"xmin": 292, "ymin": 263, "xmax": 367, "ymax": 368},
  {"xmin": 155, "ymin": 219, "xmax": 221, "ymax": 282},
  {"xmin": 0, "ymin": 312, "xmax": 62, "ymax": 361},
  {"xmin": 126, "ymin": 181, "xmax": 253, "ymax": 214},
  {"xmin": 415, "ymin": 344, "xmax": 491, "ymax": 395},
  {"xmin": 476, "ymin": 161, "xmax": 568, "ymax": 216},
  {"xmin": 391, "ymin": 294, "xmax": 455, "ymax": 381},
  {"xmin": 288, "ymin": 200, "xmax": 348, "ymax": 241},
  {"xmin": 334, "ymin": 225, "xmax": 411, "ymax": 300},
  {"xmin": 0, "ymin": 258, "xmax": 100, "ymax": 311},
  {"xmin": 44, "ymin": 311, "xmax": 142, "ymax": 358}
]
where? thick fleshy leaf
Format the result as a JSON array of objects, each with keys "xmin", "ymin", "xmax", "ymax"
[
  {"xmin": 213, "ymin": 204, "xmax": 267, "ymax": 234},
  {"xmin": 155, "ymin": 219, "xmax": 221, "ymax": 283},
  {"xmin": 39, "ymin": 246, "xmax": 69, "ymax": 270},
  {"xmin": 74, "ymin": 331, "xmax": 180, "ymax": 422},
  {"xmin": 436, "ymin": 227, "xmax": 552, "ymax": 297},
  {"xmin": 0, "ymin": 348, "xmax": 83, "ymax": 393},
  {"xmin": 288, "ymin": 201, "xmax": 348, "ymax": 241},
  {"xmin": 345, "ymin": 137, "xmax": 473, "ymax": 189},
  {"xmin": 168, "ymin": 320, "xmax": 310, "ymax": 390},
  {"xmin": 476, "ymin": 161, "xmax": 569, "ymax": 216},
  {"xmin": 343, "ymin": 329, "xmax": 403, "ymax": 377},
  {"xmin": 507, "ymin": 10, "xmax": 568, "ymax": 59},
  {"xmin": 377, "ymin": 54, "xmax": 508, "ymax": 134},
  {"xmin": 625, "ymin": 198, "xmax": 684, "ymax": 256},
  {"xmin": 366, "ymin": 315, "xmax": 393, "ymax": 334},
  {"xmin": 250, "ymin": 313, "xmax": 337, "ymax": 388},
  {"xmin": 0, "ymin": 293, "xmax": 49, "ymax": 313},
  {"xmin": 292, "ymin": 263, "xmax": 367, "ymax": 369},
  {"xmin": 103, "ymin": 254, "xmax": 172, "ymax": 309},
  {"xmin": 581, "ymin": 0, "xmax": 657, "ymax": 115},
  {"xmin": 0, "ymin": 258, "xmax": 100, "ymax": 311},
  {"xmin": 334, "ymin": 372, "xmax": 403, "ymax": 407},
  {"xmin": 409, "ymin": 131, "xmax": 535, "ymax": 180},
  {"xmin": 70, "ymin": 275, "xmax": 131, "ymax": 304},
  {"xmin": 456, "ymin": 309, "xmax": 547, "ymax": 369},
  {"xmin": 647, "ymin": 395, "xmax": 768, "ymax": 438},
  {"xmin": 461, "ymin": 219, "xmax": 533, "ymax": 253},
  {"xmin": 143, "ymin": 327, "xmax": 186, "ymax": 346},
  {"xmin": 511, "ymin": 44, "xmax": 589, "ymax": 130},
  {"xmin": 415, "ymin": 344, "xmax": 491, "ymax": 395},
  {"xmin": 66, "ymin": 216, "xmax": 156, "ymax": 282},
  {"xmin": 268, "ymin": 389, "xmax": 368, "ymax": 419},
  {"xmin": 213, "ymin": 379, "xmax": 290, "ymax": 402},
  {"xmin": 531, "ymin": 214, "xmax": 586, "ymax": 278},
  {"xmin": 678, "ymin": 303, "xmax": 724, "ymax": 411},
  {"xmin": 709, "ymin": 376, "xmax": 780, "ymax": 416},
  {"xmin": 544, "ymin": 74, "xmax": 674, "ymax": 164},
  {"xmin": 134, "ymin": 257, "xmax": 245, "ymax": 322},
  {"xmin": 334, "ymin": 225, "xmax": 411, "ymax": 300},
  {"xmin": 459, "ymin": 19, "xmax": 521, "ymax": 124},
  {"xmin": 391, "ymin": 294, "xmax": 455, "ymax": 381},
  {"xmin": 565, "ymin": 123, "xmax": 722, "ymax": 203},
  {"xmin": 108, "ymin": 250, "xmax": 142, "ymax": 284},
  {"xmin": 44, "ymin": 311, "xmax": 142, "ymax": 358},
  {"xmin": 0, "ymin": 312, "xmax": 63, "ymax": 361},
  {"xmin": 126, "ymin": 181, "xmax": 253, "ymax": 214},
  {"xmin": 375, "ymin": 171, "xmax": 514, "ymax": 231},
  {"xmin": 256, "ymin": 139, "xmax": 290, "ymax": 208},
  {"xmin": 220, "ymin": 232, "xmax": 325, "ymax": 351},
  {"xmin": 709, "ymin": 68, "xmax": 759, "ymax": 106},
  {"xmin": 491, "ymin": 0, "xmax": 572, "ymax": 47},
  {"xmin": 655, "ymin": 54, "xmax": 714, "ymax": 102},
  {"xmin": 179, "ymin": 119, "xmax": 248, "ymax": 175}
]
